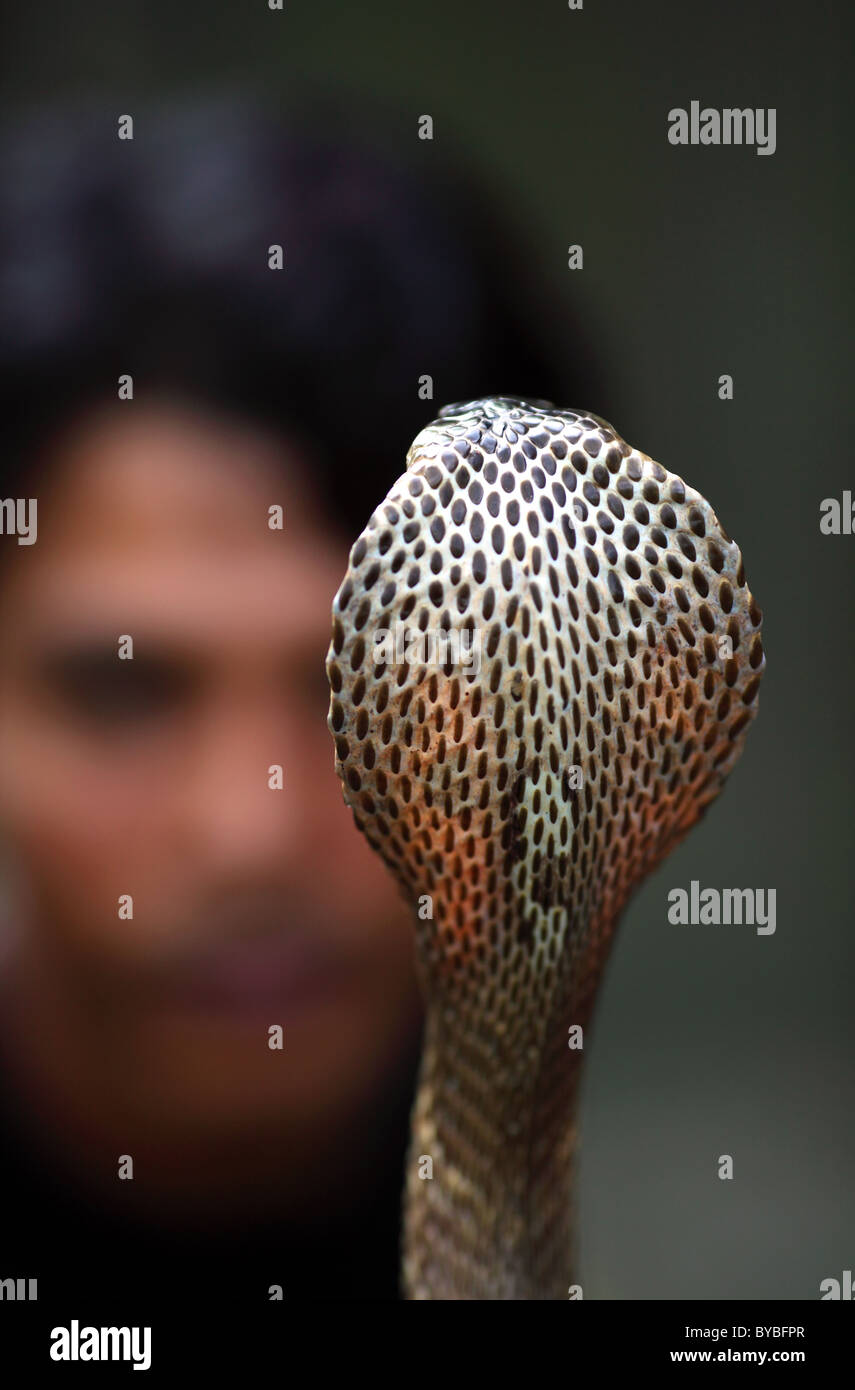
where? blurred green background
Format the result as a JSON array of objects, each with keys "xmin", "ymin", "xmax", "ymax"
[{"xmin": 2, "ymin": 0, "xmax": 851, "ymax": 1297}]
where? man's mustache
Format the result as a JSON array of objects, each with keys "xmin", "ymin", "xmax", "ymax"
[{"xmin": 151, "ymin": 895, "xmax": 346, "ymax": 969}]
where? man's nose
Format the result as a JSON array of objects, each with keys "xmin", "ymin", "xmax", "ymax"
[{"xmin": 180, "ymin": 705, "xmax": 311, "ymax": 879}]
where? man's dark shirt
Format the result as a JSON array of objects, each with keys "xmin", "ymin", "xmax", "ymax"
[{"xmin": 0, "ymin": 1044, "xmax": 418, "ymax": 1317}]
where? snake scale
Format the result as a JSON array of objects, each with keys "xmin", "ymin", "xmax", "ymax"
[{"xmin": 326, "ymin": 397, "xmax": 764, "ymax": 1299}]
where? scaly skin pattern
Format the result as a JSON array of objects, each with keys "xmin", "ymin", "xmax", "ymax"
[{"xmin": 326, "ymin": 397, "xmax": 765, "ymax": 1300}]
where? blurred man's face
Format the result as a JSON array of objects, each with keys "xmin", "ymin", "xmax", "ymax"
[{"xmin": 0, "ymin": 401, "xmax": 421, "ymax": 1212}]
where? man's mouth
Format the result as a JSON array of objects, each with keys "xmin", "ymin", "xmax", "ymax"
[{"xmin": 163, "ymin": 931, "xmax": 356, "ymax": 1017}]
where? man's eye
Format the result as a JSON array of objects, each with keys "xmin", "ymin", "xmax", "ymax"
[{"xmin": 43, "ymin": 652, "xmax": 192, "ymax": 726}]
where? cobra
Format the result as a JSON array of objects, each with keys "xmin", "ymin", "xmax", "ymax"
[{"xmin": 326, "ymin": 397, "xmax": 764, "ymax": 1300}]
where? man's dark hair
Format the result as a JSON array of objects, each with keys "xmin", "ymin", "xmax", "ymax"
[{"xmin": 0, "ymin": 96, "xmax": 606, "ymax": 533}]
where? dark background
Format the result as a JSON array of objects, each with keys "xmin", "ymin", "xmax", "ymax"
[{"xmin": 1, "ymin": 0, "xmax": 851, "ymax": 1298}]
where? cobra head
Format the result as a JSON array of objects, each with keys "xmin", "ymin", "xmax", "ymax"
[{"xmin": 326, "ymin": 398, "xmax": 764, "ymax": 1299}]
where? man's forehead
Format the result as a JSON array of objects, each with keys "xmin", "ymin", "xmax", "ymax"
[
  {"xmin": 33, "ymin": 398, "xmax": 329, "ymax": 538},
  {"xmin": 0, "ymin": 399, "xmax": 348, "ymax": 644}
]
